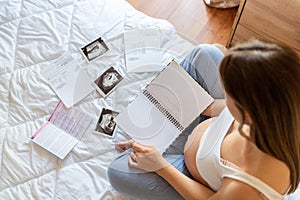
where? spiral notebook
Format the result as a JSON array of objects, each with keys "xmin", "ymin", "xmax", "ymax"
[{"xmin": 115, "ymin": 60, "xmax": 214, "ymax": 153}]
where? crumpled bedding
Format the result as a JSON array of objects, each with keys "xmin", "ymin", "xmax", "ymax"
[{"xmin": 1, "ymin": 0, "xmax": 299, "ymax": 199}]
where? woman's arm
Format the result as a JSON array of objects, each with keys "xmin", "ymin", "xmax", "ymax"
[
  {"xmin": 129, "ymin": 142, "xmax": 215, "ymax": 200},
  {"xmin": 202, "ymin": 99, "xmax": 226, "ymax": 117}
]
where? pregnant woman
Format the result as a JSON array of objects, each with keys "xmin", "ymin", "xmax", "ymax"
[{"xmin": 108, "ymin": 40, "xmax": 300, "ymax": 200}]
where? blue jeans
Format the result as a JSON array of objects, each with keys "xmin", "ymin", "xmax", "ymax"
[{"xmin": 108, "ymin": 44, "xmax": 225, "ymax": 200}]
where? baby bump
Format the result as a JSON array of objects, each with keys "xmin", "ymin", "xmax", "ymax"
[{"xmin": 184, "ymin": 118, "xmax": 214, "ymax": 187}]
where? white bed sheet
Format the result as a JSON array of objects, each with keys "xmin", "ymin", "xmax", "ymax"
[
  {"xmin": 0, "ymin": 0, "xmax": 194, "ymax": 199},
  {"xmin": 0, "ymin": 0, "xmax": 299, "ymax": 199}
]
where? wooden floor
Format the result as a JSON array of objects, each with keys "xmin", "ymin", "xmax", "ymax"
[{"xmin": 126, "ymin": 0, "xmax": 238, "ymax": 46}]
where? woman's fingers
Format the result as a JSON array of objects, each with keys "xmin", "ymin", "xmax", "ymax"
[
  {"xmin": 114, "ymin": 143, "xmax": 124, "ymax": 152},
  {"xmin": 115, "ymin": 140, "xmax": 134, "ymax": 152},
  {"xmin": 128, "ymin": 155, "xmax": 138, "ymax": 168},
  {"xmin": 115, "ymin": 140, "xmax": 152, "ymax": 153},
  {"xmin": 127, "ymin": 143, "xmax": 170, "ymax": 172},
  {"xmin": 132, "ymin": 142, "xmax": 152, "ymax": 153},
  {"xmin": 129, "ymin": 151, "xmax": 139, "ymax": 168},
  {"xmin": 130, "ymin": 151, "xmax": 137, "ymax": 162}
]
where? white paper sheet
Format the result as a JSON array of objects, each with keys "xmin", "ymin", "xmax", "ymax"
[
  {"xmin": 32, "ymin": 122, "xmax": 79, "ymax": 159},
  {"xmin": 124, "ymin": 29, "xmax": 164, "ymax": 73},
  {"xmin": 41, "ymin": 55, "xmax": 95, "ymax": 108},
  {"xmin": 31, "ymin": 101, "xmax": 93, "ymax": 159}
]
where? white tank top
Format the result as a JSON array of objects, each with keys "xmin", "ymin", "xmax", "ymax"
[{"xmin": 195, "ymin": 107, "xmax": 286, "ymax": 200}]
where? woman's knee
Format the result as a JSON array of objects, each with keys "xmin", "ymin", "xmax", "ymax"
[
  {"xmin": 181, "ymin": 44, "xmax": 224, "ymax": 76},
  {"xmin": 107, "ymin": 165, "xmax": 183, "ymax": 200},
  {"xmin": 107, "ymin": 152, "xmax": 185, "ymax": 199},
  {"xmin": 190, "ymin": 44, "xmax": 224, "ymax": 65},
  {"xmin": 107, "ymin": 166, "xmax": 137, "ymax": 196},
  {"xmin": 180, "ymin": 44, "xmax": 225, "ymax": 98}
]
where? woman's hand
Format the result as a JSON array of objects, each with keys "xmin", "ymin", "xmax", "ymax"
[
  {"xmin": 128, "ymin": 142, "xmax": 170, "ymax": 172},
  {"xmin": 114, "ymin": 140, "xmax": 134, "ymax": 152}
]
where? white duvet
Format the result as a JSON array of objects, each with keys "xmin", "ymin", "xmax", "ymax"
[
  {"xmin": 0, "ymin": 0, "xmax": 299, "ymax": 199},
  {"xmin": 0, "ymin": 0, "xmax": 194, "ymax": 199}
]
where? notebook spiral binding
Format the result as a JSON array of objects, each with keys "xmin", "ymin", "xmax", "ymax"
[{"xmin": 143, "ymin": 90, "xmax": 185, "ymax": 132}]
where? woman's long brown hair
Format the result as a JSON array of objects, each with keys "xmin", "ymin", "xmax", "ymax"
[{"xmin": 219, "ymin": 40, "xmax": 300, "ymax": 193}]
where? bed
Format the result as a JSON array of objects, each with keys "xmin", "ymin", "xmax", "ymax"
[
  {"xmin": 0, "ymin": 0, "xmax": 193, "ymax": 199},
  {"xmin": 0, "ymin": 0, "xmax": 299, "ymax": 199}
]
